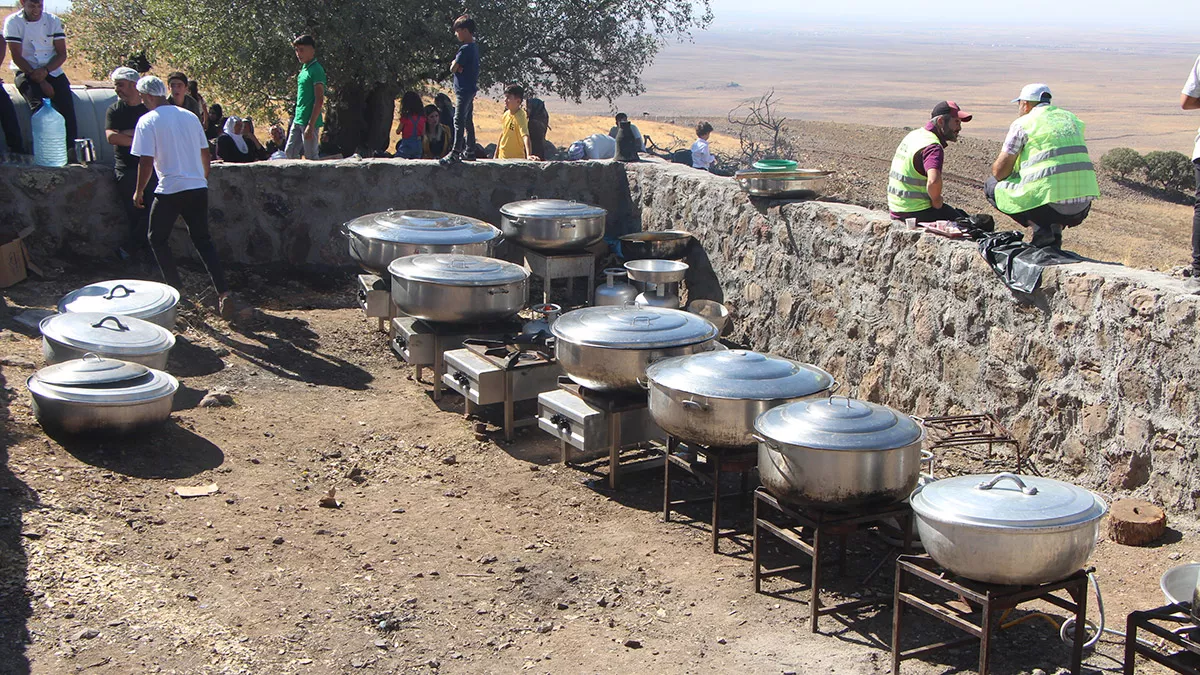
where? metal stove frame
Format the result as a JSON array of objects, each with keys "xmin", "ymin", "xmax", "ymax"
[
  {"xmin": 753, "ymin": 488, "xmax": 914, "ymax": 633},
  {"xmin": 892, "ymin": 553, "xmax": 1088, "ymax": 675},
  {"xmin": 441, "ymin": 341, "xmax": 562, "ymax": 442},
  {"xmin": 356, "ymin": 273, "xmax": 399, "ymax": 332},
  {"xmin": 389, "ymin": 317, "xmax": 523, "ymax": 400},
  {"xmin": 917, "ymin": 413, "xmax": 1026, "ymax": 475},
  {"xmin": 516, "ymin": 244, "xmax": 597, "ymax": 306},
  {"xmin": 662, "ymin": 436, "xmax": 757, "ymax": 554},
  {"xmin": 1124, "ymin": 603, "xmax": 1200, "ymax": 674}
]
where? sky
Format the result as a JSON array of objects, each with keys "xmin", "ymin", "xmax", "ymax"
[{"xmin": 707, "ymin": 0, "xmax": 1200, "ymax": 30}]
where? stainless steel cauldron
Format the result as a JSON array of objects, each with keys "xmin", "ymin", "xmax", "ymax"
[
  {"xmin": 345, "ymin": 209, "xmax": 500, "ymax": 276},
  {"xmin": 499, "ymin": 199, "xmax": 606, "ymax": 251},
  {"xmin": 388, "ymin": 254, "xmax": 529, "ymax": 323},
  {"xmin": 27, "ymin": 354, "xmax": 178, "ymax": 434}
]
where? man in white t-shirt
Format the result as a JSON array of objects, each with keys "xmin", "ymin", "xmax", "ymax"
[
  {"xmin": 3, "ymin": 0, "xmax": 76, "ymax": 159},
  {"xmin": 1180, "ymin": 55, "xmax": 1200, "ymax": 286},
  {"xmin": 132, "ymin": 75, "xmax": 251, "ymax": 321}
]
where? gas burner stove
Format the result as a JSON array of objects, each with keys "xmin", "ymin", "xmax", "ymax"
[
  {"xmin": 389, "ymin": 316, "xmax": 524, "ymax": 399},
  {"xmin": 356, "ymin": 274, "xmax": 400, "ymax": 331},
  {"xmin": 440, "ymin": 339, "xmax": 564, "ymax": 442}
]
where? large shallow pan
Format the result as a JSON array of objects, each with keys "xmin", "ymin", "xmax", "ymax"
[
  {"xmin": 734, "ymin": 169, "xmax": 833, "ymax": 199},
  {"xmin": 27, "ymin": 354, "xmax": 178, "ymax": 434},
  {"xmin": 619, "ymin": 231, "xmax": 693, "ymax": 261}
]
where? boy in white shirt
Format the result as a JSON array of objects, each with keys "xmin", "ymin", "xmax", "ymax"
[
  {"xmin": 4, "ymin": 0, "xmax": 76, "ymax": 158},
  {"xmin": 691, "ymin": 121, "xmax": 715, "ymax": 171}
]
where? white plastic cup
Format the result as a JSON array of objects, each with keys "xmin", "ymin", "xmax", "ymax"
[{"xmin": 905, "ymin": 217, "xmax": 917, "ymax": 229}]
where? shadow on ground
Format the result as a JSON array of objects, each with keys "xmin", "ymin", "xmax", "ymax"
[
  {"xmin": 0, "ymin": 347, "xmax": 36, "ymax": 674},
  {"xmin": 49, "ymin": 422, "xmax": 224, "ymax": 480}
]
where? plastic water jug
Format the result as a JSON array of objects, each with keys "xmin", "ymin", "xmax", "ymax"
[{"xmin": 32, "ymin": 98, "xmax": 67, "ymax": 167}]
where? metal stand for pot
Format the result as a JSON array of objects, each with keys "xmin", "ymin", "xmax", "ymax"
[
  {"xmin": 891, "ymin": 554, "xmax": 1088, "ymax": 675},
  {"xmin": 662, "ymin": 436, "xmax": 757, "ymax": 554},
  {"xmin": 753, "ymin": 488, "xmax": 914, "ymax": 633},
  {"xmin": 1123, "ymin": 604, "xmax": 1200, "ymax": 674},
  {"xmin": 517, "ymin": 245, "xmax": 596, "ymax": 306}
]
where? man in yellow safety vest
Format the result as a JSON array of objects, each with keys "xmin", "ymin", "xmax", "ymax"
[
  {"xmin": 887, "ymin": 101, "xmax": 973, "ymax": 224},
  {"xmin": 986, "ymin": 83, "xmax": 1099, "ymax": 249}
]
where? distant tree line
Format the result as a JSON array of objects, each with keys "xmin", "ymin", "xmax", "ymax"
[{"xmin": 1099, "ymin": 147, "xmax": 1194, "ymax": 196}]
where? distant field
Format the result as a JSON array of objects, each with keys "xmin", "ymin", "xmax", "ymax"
[{"xmin": 553, "ymin": 25, "xmax": 1200, "ymax": 156}]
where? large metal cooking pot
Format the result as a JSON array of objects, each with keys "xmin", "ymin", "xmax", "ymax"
[
  {"xmin": 754, "ymin": 396, "xmax": 923, "ymax": 508},
  {"xmin": 40, "ymin": 313, "xmax": 175, "ymax": 369},
  {"xmin": 388, "ymin": 254, "xmax": 529, "ymax": 323},
  {"xmin": 619, "ymin": 231, "xmax": 692, "ymax": 261},
  {"xmin": 344, "ymin": 209, "xmax": 501, "ymax": 276},
  {"xmin": 499, "ymin": 199, "xmax": 607, "ymax": 251},
  {"xmin": 646, "ymin": 350, "xmax": 834, "ymax": 448},
  {"xmin": 27, "ymin": 353, "xmax": 178, "ymax": 434},
  {"xmin": 57, "ymin": 279, "xmax": 180, "ymax": 329},
  {"xmin": 734, "ymin": 169, "xmax": 834, "ymax": 199},
  {"xmin": 551, "ymin": 305, "xmax": 720, "ymax": 392},
  {"xmin": 910, "ymin": 473, "xmax": 1107, "ymax": 586}
]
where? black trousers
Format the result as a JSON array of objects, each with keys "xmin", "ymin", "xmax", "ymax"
[
  {"xmin": 114, "ymin": 170, "xmax": 157, "ymax": 254},
  {"xmin": 1192, "ymin": 159, "xmax": 1200, "ymax": 273},
  {"xmin": 0, "ymin": 85, "xmax": 23, "ymax": 153},
  {"xmin": 985, "ymin": 177, "xmax": 1090, "ymax": 249},
  {"xmin": 148, "ymin": 188, "xmax": 228, "ymax": 295},
  {"xmin": 15, "ymin": 72, "xmax": 76, "ymax": 157},
  {"xmin": 893, "ymin": 204, "xmax": 968, "ymax": 223},
  {"xmin": 452, "ymin": 90, "xmax": 476, "ymax": 154}
]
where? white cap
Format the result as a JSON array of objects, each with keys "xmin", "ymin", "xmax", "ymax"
[
  {"xmin": 1011, "ymin": 83, "xmax": 1052, "ymax": 104},
  {"xmin": 135, "ymin": 75, "xmax": 168, "ymax": 98},
  {"xmin": 109, "ymin": 66, "xmax": 139, "ymax": 84}
]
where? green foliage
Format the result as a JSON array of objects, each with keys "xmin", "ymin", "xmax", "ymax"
[
  {"xmin": 1098, "ymin": 147, "xmax": 1146, "ymax": 181},
  {"xmin": 69, "ymin": 0, "xmax": 713, "ymax": 125},
  {"xmin": 1143, "ymin": 150, "xmax": 1194, "ymax": 193}
]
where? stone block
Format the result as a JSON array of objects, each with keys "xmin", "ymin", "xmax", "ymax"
[
  {"xmin": 1127, "ymin": 289, "xmax": 1163, "ymax": 318},
  {"xmin": 1062, "ymin": 273, "xmax": 1102, "ymax": 312},
  {"xmin": 1080, "ymin": 403, "xmax": 1110, "ymax": 438}
]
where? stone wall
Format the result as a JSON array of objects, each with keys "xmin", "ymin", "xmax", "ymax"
[
  {"xmin": 6, "ymin": 158, "xmax": 1200, "ymax": 510},
  {"xmin": 3, "ymin": 160, "xmax": 634, "ymax": 265},
  {"xmin": 627, "ymin": 162, "xmax": 1200, "ymax": 511}
]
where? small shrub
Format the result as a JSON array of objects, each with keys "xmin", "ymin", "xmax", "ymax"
[
  {"xmin": 1144, "ymin": 150, "xmax": 1194, "ymax": 192},
  {"xmin": 1099, "ymin": 147, "xmax": 1146, "ymax": 181}
]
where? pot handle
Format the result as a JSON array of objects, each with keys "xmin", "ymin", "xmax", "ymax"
[
  {"xmin": 81, "ymin": 352, "xmax": 104, "ymax": 362},
  {"xmin": 681, "ymin": 398, "xmax": 707, "ymax": 411},
  {"xmin": 487, "ymin": 288, "xmax": 511, "ymax": 295},
  {"xmin": 827, "ymin": 394, "xmax": 854, "ymax": 408},
  {"xmin": 635, "ymin": 377, "xmax": 649, "ymax": 390},
  {"xmin": 751, "ymin": 433, "xmax": 780, "ymax": 451},
  {"xmin": 559, "ymin": 221, "xmax": 577, "ymax": 229},
  {"xmin": 91, "ymin": 315, "xmax": 130, "ymax": 332},
  {"xmin": 975, "ymin": 472, "xmax": 1038, "ymax": 495},
  {"xmin": 103, "ymin": 284, "xmax": 135, "ymax": 300}
]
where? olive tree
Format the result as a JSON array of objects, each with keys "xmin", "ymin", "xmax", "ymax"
[
  {"xmin": 1098, "ymin": 147, "xmax": 1146, "ymax": 181},
  {"xmin": 1143, "ymin": 150, "xmax": 1194, "ymax": 193},
  {"xmin": 69, "ymin": 0, "xmax": 713, "ymax": 154}
]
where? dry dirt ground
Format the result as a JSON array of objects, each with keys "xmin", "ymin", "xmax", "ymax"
[{"xmin": 1, "ymin": 261, "xmax": 1199, "ymax": 675}]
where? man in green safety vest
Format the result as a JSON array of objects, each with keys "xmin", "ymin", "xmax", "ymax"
[
  {"xmin": 986, "ymin": 84, "xmax": 1099, "ymax": 249},
  {"xmin": 887, "ymin": 101, "xmax": 973, "ymax": 224}
]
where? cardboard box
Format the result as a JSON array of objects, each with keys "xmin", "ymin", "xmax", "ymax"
[{"xmin": 0, "ymin": 226, "xmax": 35, "ymax": 288}]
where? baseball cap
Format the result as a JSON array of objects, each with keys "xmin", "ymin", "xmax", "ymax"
[
  {"xmin": 1012, "ymin": 83, "xmax": 1052, "ymax": 103},
  {"xmin": 930, "ymin": 101, "xmax": 972, "ymax": 122},
  {"xmin": 135, "ymin": 75, "xmax": 168, "ymax": 98},
  {"xmin": 109, "ymin": 66, "xmax": 139, "ymax": 84}
]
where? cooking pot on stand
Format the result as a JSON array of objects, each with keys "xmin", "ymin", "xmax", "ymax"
[
  {"xmin": 754, "ymin": 396, "xmax": 923, "ymax": 508},
  {"xmin": 910, "ymin": 472, "xmax": 1107, "ymax": 586},
  {"xmin": 388, "ymin": 254, "xmax": 529, "ymax": 323},
  {"xmin": 646, "ymin": 350, "xmax": 834, "ymax": 448},
  {"xmin": 57, "ymin": 279, "xmax": 180, "ymax": 329},
  {"xmin": 499, "ymin": 199, "xmax": 607, "ymax": 251},
  {"xmin": 551, "ymin": 305, "xmax": 720, "ymax": 393},
  {"xmin": 344, "ymin": 209, "xmax": 501, "ymax": 277}
]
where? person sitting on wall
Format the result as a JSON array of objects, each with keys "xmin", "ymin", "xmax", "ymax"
[
  {"xmin": 421, "ymin": 104, "xmax": 451, "ymax": 159},
  {"xmin": 887, "ymin": 101, "xmax": 972, "ymax": 224},
  {"xmin": 985, "ymin": 83, "xmax": 1099, "ymax": 249},
  {"xmin": 265, "ymin": 123, "xmax": 287, "ymax": 159},
  {"xmin": 608, "ymin": 112, "xmax": 644, "ymax": 151},
  {"xmin": 215, "ymin": 116, "xmax": 267, "ymax": 163},
  {"xmin": 5, "ymin": 0, "xmax": 76, "ymax": 160},
  {"xmin": 204, "ymin": 103, "xmax": 224, "ymax": 140},
  {"xmin": 394, "ymin": 91, "xmax": 425, "ymax": 159}
]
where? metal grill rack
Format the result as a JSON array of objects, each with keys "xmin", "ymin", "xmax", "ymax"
[
  {"xmin": 1124, "ymin": 604, "xmax": 1200, "ymax": 674},
  {"xmin": 662, "ymin": 436, "xmax": 757, "ymax": 554},
  {"xmin": 917, "ymin": 413, "xmax": 1026, "ymax": 476}
]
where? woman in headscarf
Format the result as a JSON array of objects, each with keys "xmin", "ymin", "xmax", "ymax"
[{"xmin": 216, "ymin": 116, "xmax": 267, "ymax": 163}]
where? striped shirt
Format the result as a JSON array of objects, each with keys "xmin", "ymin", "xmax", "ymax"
[{"xmin": 3, "ymin": 10, "xmax": 66, "ymax": 77}]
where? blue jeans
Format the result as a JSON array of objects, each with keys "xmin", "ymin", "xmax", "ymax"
[{"xmin": 453, "ymin": 91, "xmax": 475, "ymax": 154}]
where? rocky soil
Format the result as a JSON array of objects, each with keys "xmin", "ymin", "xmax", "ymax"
[{"xmin": 0, "ymin": 260, "xmax": 1197, "ymax": 674}]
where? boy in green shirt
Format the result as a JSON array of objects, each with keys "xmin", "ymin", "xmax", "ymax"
[{"xmin": 285, "ymin": 34, "xmax": 325, "ymax": 159}]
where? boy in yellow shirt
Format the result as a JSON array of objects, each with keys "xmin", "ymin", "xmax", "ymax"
[{"xmin": 495, "ymin": 84, "xmax": 541, "ymax": 160}]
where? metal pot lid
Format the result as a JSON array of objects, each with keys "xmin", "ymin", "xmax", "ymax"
[
  {"xmin": 28, "ymin": 368, "xmax": 178, "ymax": 404},
  {"xmin": 34, "ymin": 353, "xmax": 149, "ymax": 386},
  {"xmin": 646, "ymin": 350, "xmax": 834, "ymax": 401},
  {"xmin": 57, "ymin": 279, "xmax": 179, "ymax": 320},
  {"xmin": 40, "ymin": 312, "xmax": 176, "ymax": 355},
  {"xmin": 754, "ymin": 396, "xmax": 923, "ymax": 451},
  {"xmin": 551, "ymin": 305, "xmax": 718, "ymax": 349},
  {"xmin": 910, "ymin": 473, "xmax": 1108, "ymax": 529},
  {"xmin": 346, "ymin": 209, "xmax": 500, "ymax": 246},
  {"xmin": 500, "ymin": 199, "xmax": 606, "ymax": 219},
  {"xmin": 387, "ymin": 254, "xmax": 529, "ymax": 287}
]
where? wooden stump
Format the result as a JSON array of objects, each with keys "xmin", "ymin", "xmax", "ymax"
[{"xmin": 1109, "ymin": 499, "xmax": 1167, "ymax": 546}]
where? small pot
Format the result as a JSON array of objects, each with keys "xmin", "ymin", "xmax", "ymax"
[
  {"xmin": 910, "ymin": 472, "xmax": 1107, "ymax": 585},
  {"xmin": 754, "ymin": 396, "xmax": 924, "ymax": 508},
  {"xmin": 388, "ymin": 254, "xmax": 529, "ymax": 323},
  {"xmin": 647, "ymin": 350, "xmax": 834, "ymax": 448},
  {"xmin": 40, "ymin": 313, "xmax": 175, "ymax": 369},
  {"xmin": 499, "ymin": 199, "xmax": 607, "ymax": 251},
  {"xmin": 57, "ymin": 279, "xmax": 180, "ymax": 329},
  {"xmin": 27, "ymin": 353, "xmax": 178, "ymax": 434}
]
